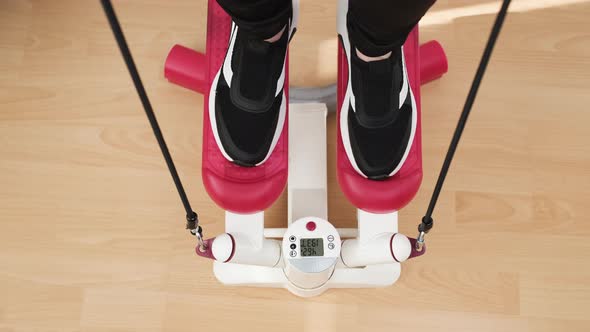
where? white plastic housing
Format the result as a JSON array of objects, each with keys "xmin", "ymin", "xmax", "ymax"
[
  {"xmin": 210, "ymin": 212, "xmax": 282, "ymax": 267},
  {"xmin": 282, "ymin": 217, "xmax": 341, "ymax": 289},
  {"xmin": 341, "ymin": 233, "xmax": 412, "ymax": 267},
  {"xmin": 288, "ymin": 103, "xmax": 328, "ymax": 223}
]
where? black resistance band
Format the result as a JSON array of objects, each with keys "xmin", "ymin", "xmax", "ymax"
[
  {"xmin": 417, "ymin": 0, "xmax": 512, "ymax": 249},
  {"xmin": 100, "ymin": 0, "xmax": 200, "ymax": 234}
]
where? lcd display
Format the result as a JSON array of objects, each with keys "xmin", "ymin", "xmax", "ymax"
[{"xmin": 300, "ymin": 238, "xmax": 324, "ymax": 257}]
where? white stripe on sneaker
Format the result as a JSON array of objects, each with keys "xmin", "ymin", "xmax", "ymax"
[{"xmin": 222, "ymin": 22, "xmax": 238, "ymax": 87}]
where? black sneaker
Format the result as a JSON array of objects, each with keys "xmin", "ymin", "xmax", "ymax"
[
  {"xmin": 337, "ymin": 0, "xmax": 417, "ymax": 180},
  {"xmin": 209, "ymin": 0, "xmax": 298, "ymax": 167}
]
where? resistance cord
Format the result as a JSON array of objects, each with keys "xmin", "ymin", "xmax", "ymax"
[
  {"xmin": 100, "ymin": 0, "xmax": 203, "ymax": 241},
  {"xmin": 416, "ymin": 0, "xmax": 512, "ymax": 250}
]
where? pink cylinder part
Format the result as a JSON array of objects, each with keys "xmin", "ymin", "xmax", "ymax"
[
  {"xmin": 419, "ymin": 40, "xmax": 448, "ymax": 84},
  {"xmin": 164, "ymin": 45, "xmax": 208, "ymax": 94},
  {"xmin": 164, "ymin": 41, "xmax": 447, "ymax": 94}
]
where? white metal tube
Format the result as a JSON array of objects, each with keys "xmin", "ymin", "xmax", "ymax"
[
  {"xmin": 211, "ymin": 233, "xmax": 281, "ymax": 267},
  {"xmin": 340, "ymin": 233, "xmax": 412, "ymax": 267}
]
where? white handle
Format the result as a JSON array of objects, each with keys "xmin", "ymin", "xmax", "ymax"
[
  {"xmin": 340, "ymin": 233, "xmax": 412, "ymax": 267},
  {"xmin": 211, "ymin": 233, "xmax": 281, "ymax": 267}
]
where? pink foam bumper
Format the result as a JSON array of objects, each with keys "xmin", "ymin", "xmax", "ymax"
[
  {"xmin": 420, "ymin": 40, "xmax": 448, "ymax": 84},
  {"xmin": 165, "ymin": 45, "xmax": 207, "ymax": 94},
  {"xmin": 165, "ymin": 41, "xmax": 447, "ymax": 95}
]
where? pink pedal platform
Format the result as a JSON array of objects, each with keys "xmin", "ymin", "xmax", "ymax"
[
  {"xmin": 165, "ymin": 3, "xmax": 448, "ymax": 215},
  {"xmin": 165, "ymin": 0, "xmax": 288, "ymax": 214},
  {"xmin": 337, "ymin": 29, "xmax": 448, "ymax": 214}
]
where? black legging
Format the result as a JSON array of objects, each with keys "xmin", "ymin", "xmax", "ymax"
[{"xmin": 216, "ymin": 0, "xmax": 436, "ymax": 56}]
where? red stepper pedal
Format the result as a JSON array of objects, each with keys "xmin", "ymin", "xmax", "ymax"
[
  {"xmin": 165, "ymin": 7, "xmax": 448, "ymax": 215},
  {"xmin": 165, "ymin": 0, "xmax": 289, "ymax": 214},
  {"xmin": 337, "ymin": 29, "xmax": 448, "ymax": 214}
]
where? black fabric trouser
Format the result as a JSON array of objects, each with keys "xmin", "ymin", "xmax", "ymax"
[{"xmin": 216, "ymin": 0, "xmax": 436, "ymax": 56}]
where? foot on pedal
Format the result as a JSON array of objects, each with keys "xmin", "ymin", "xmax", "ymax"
[
  {"xmin": 209, "ymin": 0, "xmax": 297, "ymax": 167},
  {"xmin": 338, "ymin": 0, "xmax": 417, "ymax": 180}
]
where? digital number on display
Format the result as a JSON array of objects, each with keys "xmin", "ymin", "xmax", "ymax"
[{"xmin": 300, "ymin": 238, "xmax": 324, "ymax": 257}]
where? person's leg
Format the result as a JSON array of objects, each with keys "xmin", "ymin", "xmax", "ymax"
[
  {"xmin": 211, "ymin": 0, "xmax": 297, "ymax": 167},
  {"xmin": 216, "ymin": 0, "xmax": 291, "ymax": 40},
  {"xmin": 348, "ymin": 0, "xmax": 436, "ymax": 57},
  {"xmin": 338, "ymin": 0, "xmax": 436, "ymax": 179}
]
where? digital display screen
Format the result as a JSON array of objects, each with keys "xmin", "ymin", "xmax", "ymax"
[{"xmin": 300, "ymin": 238, "xmax": 324, "ymax": 257}]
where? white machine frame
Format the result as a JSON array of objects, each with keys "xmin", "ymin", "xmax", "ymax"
[{"xmin": 211, "ymin": 103, "xmax": 406, "ymax": 297}]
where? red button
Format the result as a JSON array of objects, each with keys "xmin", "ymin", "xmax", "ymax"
[{"xmin": 306, "ymin": 221, "xmax": 316, "ymax": 231}]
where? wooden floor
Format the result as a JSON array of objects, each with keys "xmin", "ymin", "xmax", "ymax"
[{"xmin": 1, "ymin": 0, "xmax": 590, "ymax": 331}]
